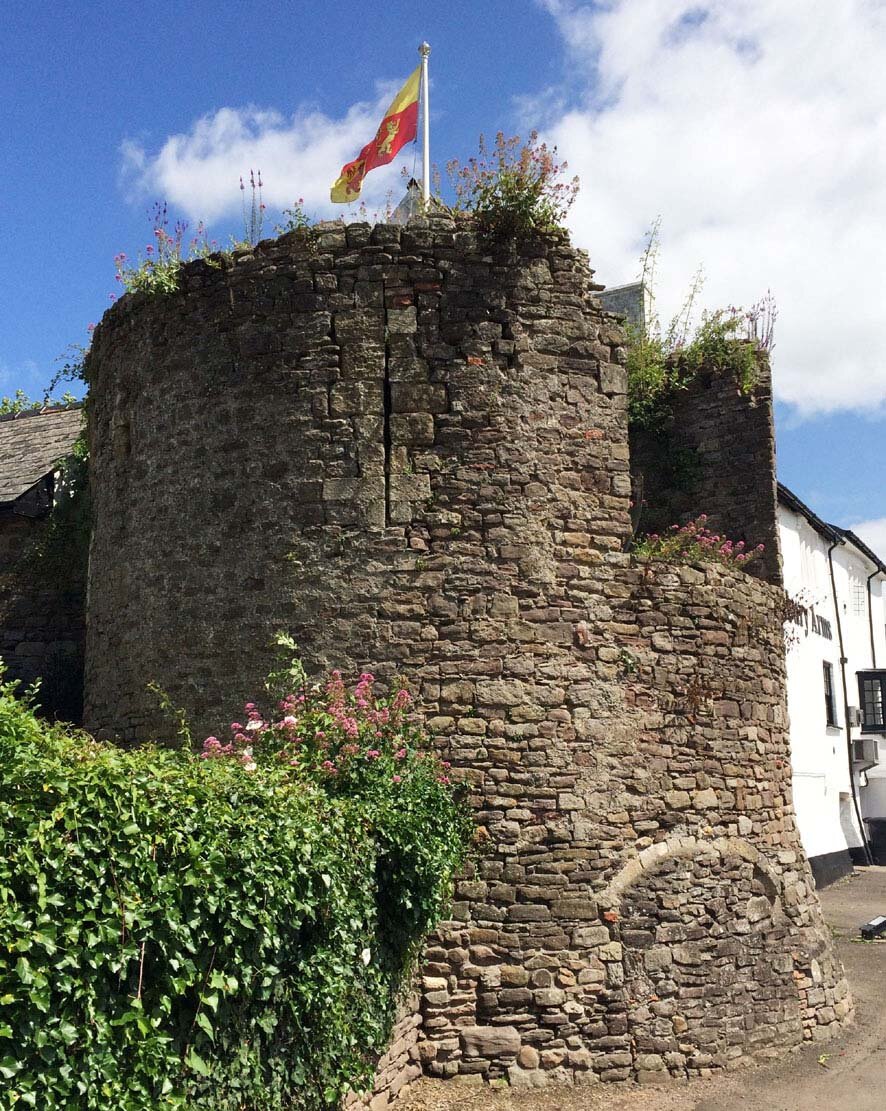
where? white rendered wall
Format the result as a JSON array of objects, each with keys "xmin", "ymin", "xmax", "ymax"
[
  {"xmin": 780, "ymin": 508, "xmax": 886, "ymax": 862},
  {"xmin": 780, "ymin": 507, "xmax": 859, "ymax": 859}
]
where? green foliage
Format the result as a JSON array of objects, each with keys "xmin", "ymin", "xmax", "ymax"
[
  {"xmin": 0, "ymin": 659, "xmax": 471, "ymax": 1109},
  {"xmin": 625, "ymin": 221, "xmax": 776, "ymax": 430},
  {"xmin": 275, "ymin": 199, "xmax": 312, "ymax": 236},
  {"xmin": 447, "ymin": 131, "xmax": 579, "ymax": 244},
  {"xmin": 632, "ymin": 514, "xmax": 765, "ymax": 569},
  {"xmin": 680, "ymin": 308, "xmax": 763, "ymax": 393},
  {"xmin": 26, "ymin": 434, "xmax": 90, "ymax": 578},
  {"xmin": 114, "ymin": 203, "xmax": 221, "ymax": 296},
  {"xmin": 0, "ymin": 390, "xmax": 78, "ymax": 417}
]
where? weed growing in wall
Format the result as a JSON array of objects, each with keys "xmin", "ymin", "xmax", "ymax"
[
  {"xmin": 626, "ymin": 220, "xmax": 777, "ymax": 430},
  {"xmin": 237, "ymin": 169, "xmax": 265, "ymax": 248},
  {"xmin": 632, "ymin": 514, "xmax": 765, "ymax": 569},
  {"xmin": 447, "ymin": 131, "xmax": 579, "ymax": 244},
  {"xmin": 114, "ymin": 202, "xmax": 220, "ymax": 295},
  {"xmin": 274, "ymin": 197, "xmax": 312, "ymax": 235},
  {"xmin": 0, "ymin": 648, "xmax": 471, "ymax": 1110}
]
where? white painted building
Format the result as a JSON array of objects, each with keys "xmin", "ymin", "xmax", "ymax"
[{"xmin": 779, "ymin": 484, "xmax": 886, "ymax": 886}]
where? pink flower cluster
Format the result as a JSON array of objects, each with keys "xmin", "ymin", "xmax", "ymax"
[
  {"xmin": 636, "ymin": 514, "xmax": 765, "ymax": 569},
  {"xmin": 198, "ymin": 669, "xmax": 447, "ymax": 792}
]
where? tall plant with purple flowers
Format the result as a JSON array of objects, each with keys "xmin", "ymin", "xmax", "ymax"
[
  {"xmin": 237, "ymin": 169, "xmax": 265, "ymax": 247},
  {"xmin": 114, "ymin": 202, "xmax": 219, "ymax": 295},
  {"xmin": 447, "ymin": 131, "xmax": 579, "ymax": 244}
]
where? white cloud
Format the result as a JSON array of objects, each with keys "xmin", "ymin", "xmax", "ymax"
[
  {"xmin": 535, "ymin": 0, "xmax": 886, "ymax": 417},
  {"xmin": 851, "ymin": 518, "xmax": 886, "ymax": 561},
  {"xmin": 121, "ymin": 82, "xmax": 419, "ymax": 225}
]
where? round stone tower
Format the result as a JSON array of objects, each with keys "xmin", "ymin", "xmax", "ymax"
[{"xmin": 85, "ymin": 217, "xmax": 850, "ymax": 1090}]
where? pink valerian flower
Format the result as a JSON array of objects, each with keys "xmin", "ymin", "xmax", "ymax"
[
  {"xmin": 355, "ymin": 671, "xmax": 375, "ymax": 708},
  {"xmin": 392, "ymin": 689, "xmax": 412, "ymax": 712},
  {"xmin": 321, "ymin": 760, "xmax": 338, "ymax": 775},
  {"xmin": 325, "ymin": 670, "xmax": 346, "ymax": 703},
  {"xmin": 230, "ymin": 722, "xmax": 243, "ymax": 732},
  {"xmin": 366, "ymin": 749, "xmax": 381, "ymax": 760},
  {"xmin": 392, "ymin": 775, "xmax": 402, "ymax": 784},
  {"xmin": 635, "ymin": 516, "xmax": 764, "ymax": 571},
  {"xmin": 395, "ymin": 748, "xmax": 407, "ymax": 760},
  {"xmin": 201, "ymin": 735, "xmax": 233, "ymax": 759}
]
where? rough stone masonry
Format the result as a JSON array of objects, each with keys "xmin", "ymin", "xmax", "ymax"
[{"xmin": 84, "ymin": 216, "xmax": 851, "ymax": 1099}]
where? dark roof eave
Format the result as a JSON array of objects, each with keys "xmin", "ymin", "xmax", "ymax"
[
  {"xmin": 831, "ymin": 527, "xmax": 886, "ymax": 575},
  {"xmin": 777, "ymin": 482, "xmax": 843, "ymax": 545},
  {"xmin": 778, "ymin": 483, "xmax": 886, "ymax": 575}
]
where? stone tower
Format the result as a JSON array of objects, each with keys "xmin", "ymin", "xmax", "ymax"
[{"xmin": 85, "ymin": 217, "xmax": 850, "ymax": 1093}]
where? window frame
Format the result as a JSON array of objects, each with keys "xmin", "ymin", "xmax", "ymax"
[
  {"xmin": 823, "ymin": 661, "xmax": 837, "ymax": 728},
  {"xmin": 857, "ymin": 670, "xmax": 886, "ymax": 735}
]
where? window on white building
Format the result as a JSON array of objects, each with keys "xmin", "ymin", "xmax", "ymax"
[
  {"xmin": 851, "ymin": 580, "xmax": 866, "ymax": 617},
  {"xmin": 823, "ymin": 662, "xmax": 837, "ymax": 727},
  {"xmin": 858, "ymin": 671, "xmax": 886, "ymax": 733}
]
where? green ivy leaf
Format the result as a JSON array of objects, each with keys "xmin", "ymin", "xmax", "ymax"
[{"xmin": 185, "ymin": 1048, "xmax": 211, "ymax": 1077}]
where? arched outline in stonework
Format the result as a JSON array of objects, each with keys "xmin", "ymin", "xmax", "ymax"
[
  {"xmin": 601, "ymin": 832, "xmax": 809, "ymax": 1071},
  {"xmin": 598, "ymin": 833, "xmax": 782, "ymax": 909}
]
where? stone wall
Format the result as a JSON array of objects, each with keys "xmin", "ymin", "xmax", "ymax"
[
  {"xmin": 629, "ymin": 363, "xmax": 782, "ymax": 585},
  {"xmin": 413, "ymin": 562, "xmax": 849, "ymax": 1088},
  {"xmin": 0, "ymin": 510, "xmax": 84, "ymax": 721},
  {"xmin": 84, "ymin": 217, "xmax": 848, "ymax": 1096},
  {"xmin": 84, "ymin": 217, "xmax": 630, "ymax": 742}
]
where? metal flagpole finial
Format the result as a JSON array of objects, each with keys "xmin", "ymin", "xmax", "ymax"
[{"xmin": 419, "ymin": 41, "xmax": 431, "ymax": 56}]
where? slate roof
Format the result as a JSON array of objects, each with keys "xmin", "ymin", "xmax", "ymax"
[{"xmin": 0, "ymin": 405, "xmax": 84, "ymax": 507}]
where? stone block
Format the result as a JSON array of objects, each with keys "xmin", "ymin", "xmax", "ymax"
[
  {"xmin": 390, "ymin": 413, "xmax": 435, "ymax": 446},
  {"xmin": 460, "ymin": 1025, "xmax": 520, "ymax": 1057},
  {"xmin": 573, "ymin": 925, "xmax": 610, "ymax": 947},
  {"xmin": 387, "ymin": 306, "xmax": 418, "ymax": 333},
  {"xmin": 692, "ymin": 788, "xmax": 719, "ymax": 810},
  {"xmin": 390, "ymin": 382, "xmax": 448, "ymax": 413},
  {"xmin": 551, "ymin": 898, "xmax": 598, "ymax": 920}
]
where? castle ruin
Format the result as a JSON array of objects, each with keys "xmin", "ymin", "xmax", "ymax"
[{"xmin": 83, "ymin": 217, "xmax": 851, "ymax": 1097}]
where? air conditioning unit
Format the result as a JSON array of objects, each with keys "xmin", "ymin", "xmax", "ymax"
[
  {"xmin": 847, "ymin": 706, "xmax": 864, "ymax": 727},
  {"xmin": 852, "ymin": 737, "xmax": 879, "ymax": 766}
]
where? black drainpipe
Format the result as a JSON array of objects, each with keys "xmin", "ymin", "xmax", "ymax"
[
  {"xmin": 828, "ymin": 538, "xmax": 874, "ymax": 865},
  {"xmin": 867, "ymin": 569, "xmax": 880, "ymax": 668}
]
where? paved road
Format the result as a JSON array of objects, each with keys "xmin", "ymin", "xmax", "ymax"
[{"xmin": 403, "ymin": 867, "xmax": 886, "ymax": 1111}]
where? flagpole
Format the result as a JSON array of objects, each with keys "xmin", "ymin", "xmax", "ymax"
[{"xmin": 419, "ymin": 42, "xmax": 431, "ymax": 207}]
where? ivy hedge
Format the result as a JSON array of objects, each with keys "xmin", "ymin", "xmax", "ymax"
[{"xmin": 0, "ymin": 659, "xmax": 471, "ymax": 1110}]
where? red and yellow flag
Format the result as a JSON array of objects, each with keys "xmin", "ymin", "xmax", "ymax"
[{"xmin": 330, "ymin": 65, "xmax": 420, "ymax": 203}]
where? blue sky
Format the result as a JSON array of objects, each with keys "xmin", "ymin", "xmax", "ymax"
[{"xmin": 2, "ymin": 0, "xmax": 883, "ymax": 550}]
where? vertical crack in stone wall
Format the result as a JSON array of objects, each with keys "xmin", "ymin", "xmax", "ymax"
[
  {"xmin": 382, "ymin": 278, "xmax": 394, "ymax": 529},
  {"xmin": 84, "ymin": 217, "xmax": 851, "ymax": 1101}
]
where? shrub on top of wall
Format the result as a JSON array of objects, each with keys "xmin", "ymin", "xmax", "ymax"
[{"xmin": 0, "ymin": 655, "xmax": 470, "ymax": 1110}]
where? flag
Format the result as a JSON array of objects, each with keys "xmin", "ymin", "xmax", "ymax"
[{"xmin": 330, "ymin": 65, "xmax": 420, "ymax": 203}]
